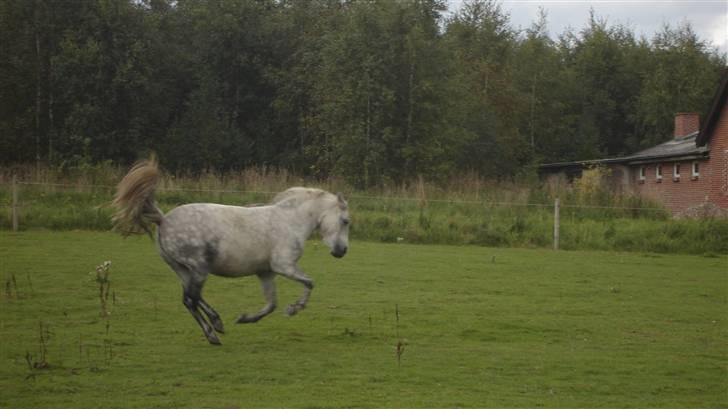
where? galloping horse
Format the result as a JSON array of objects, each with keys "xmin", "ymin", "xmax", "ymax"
[{"xmin": 111, "ymin": 158, "xmax": 350, "ymax": 345}]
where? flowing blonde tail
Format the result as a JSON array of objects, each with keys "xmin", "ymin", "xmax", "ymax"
[{"xmin": 111, "ymin": 156, "xmax": 164, "ymax": 237}]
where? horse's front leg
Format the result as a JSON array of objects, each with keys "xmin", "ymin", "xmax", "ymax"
[
  {"xmin": 273, "ymin": 263, "xmax": 314, "ymax": 316},
  {"xmin": 237, "ymin": 272, "xmax": 277, "ymax": 324}
]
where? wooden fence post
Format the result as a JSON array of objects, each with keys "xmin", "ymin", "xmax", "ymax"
[
  {"xmin": 553, "ymin": 198, "xmax": 560, "ymax": 250},
  {"xmin": 12, "ymin": 175, "xmax": 19, "ymax": 232}
]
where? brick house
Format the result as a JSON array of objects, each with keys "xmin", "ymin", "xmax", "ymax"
[{"xmin": 540, "ymin": 69, "xmax": 728, "ymax": 216}]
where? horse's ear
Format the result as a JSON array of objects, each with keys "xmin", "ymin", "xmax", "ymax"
[{"xmin": 336, "ymin": 192, "xmax": 347, "ymax": 208}]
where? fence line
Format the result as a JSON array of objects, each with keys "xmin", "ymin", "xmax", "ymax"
[
  {"xmin": 11, "ymin": 175, "xmax": 18, "ymax": 231},
  {"xmin": 16, "ymin": 181, "xmax": 116, "ymax": 189},
  {"xmin": 5, "ymin": 179, "xmax": 668, "ymax": 245},
  {"xmin": 559, "ymin": 203, "xmax": 663, "ymax": 211},
  {"xmin": 10, "ymin": 180, "xmax": 664, "ymax": 211},
  {"xmin": 16, "ymin": 181, "xmax": 279, "ymax": 195},
  {"xmin": 553, "ymin": 198, "xmax": 560, "ymax": 251}
]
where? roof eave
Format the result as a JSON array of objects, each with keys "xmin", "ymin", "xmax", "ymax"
[
  {"xmin": 540, "ymin": 150, "xmax": 709, "ymax": 170},
  {"xmin": 538, "ymin": 158, "xmax": 618, "ymax": 170},
  {"xmin": 625, "ymin": 151, "xmax": 709, "ymax": 165}
]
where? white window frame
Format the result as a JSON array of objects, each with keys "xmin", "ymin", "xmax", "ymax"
[
  {"xmin": 673, "ymin": 163, "xmax": 681, "ymax": 181},
  {"xmin": 639, "ymin": 166, "xmax": 646, "ymax": 182},
  {"xmin": 691, "ymin": 161, "xmax": 699, "ymax": 179},
  {"xmin": 656, "ymin": 164, "xmax": 662, "ymax": 182}
]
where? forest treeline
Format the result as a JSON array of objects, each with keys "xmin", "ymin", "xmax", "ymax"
[{"xmin": 1, "ymin": 0, "xmax": 725, "ymax": 187}]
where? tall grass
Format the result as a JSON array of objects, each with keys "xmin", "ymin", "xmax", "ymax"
[{"xmin": 2, "ymin": 163, "xmax": 727, "ymax": 255}]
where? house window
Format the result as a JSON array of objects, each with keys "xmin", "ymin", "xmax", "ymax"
[
  {"xmin": 692, "ymin": 161, "xmax": 699, "ymax": 180},
  {"xmin": 639, "ymin": 166, "xmax": 646, "ymax": 182},
  {"xmin": 656, "ymin": 165, "xmax": 662, "ymax": 182},
  {"xmin": 673, "ymin": 163, "xmax": 681, "ymax": 181}
]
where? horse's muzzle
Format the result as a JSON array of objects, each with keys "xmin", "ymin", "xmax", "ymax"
[{"xmin": 331, "ymin": 246, "xmax": 348, "ymax": 258}]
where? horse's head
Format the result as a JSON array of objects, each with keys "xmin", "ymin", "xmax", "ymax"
[{"xmin": 319, "ymin": 192, "xmax": 350, "ymax": 258}]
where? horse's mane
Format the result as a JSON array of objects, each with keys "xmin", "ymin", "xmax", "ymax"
[{"xmin": 271, "ymin": 187, "xmax": 327, "ymax": 207}]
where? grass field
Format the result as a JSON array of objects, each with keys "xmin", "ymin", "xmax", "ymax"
[{"xmin": 1, "ymin": 231, "xmax": 726, "ymax": 408}]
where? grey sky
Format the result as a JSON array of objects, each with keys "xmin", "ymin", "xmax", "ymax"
[{"xmin": 446, "ymin": 0, "xmax": 728, "ymax": 55}]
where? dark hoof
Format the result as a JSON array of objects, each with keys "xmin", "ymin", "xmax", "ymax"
[
  {"xmin": 211, "ymin": 320, "xmax": 225, "ymax": 334},
  {"xmin": 286, "ymin": 303, "xmax": 304, "ymax": 316},
  {"xmin": 236, "ymin": 314, "xmax": 259, "ymax": 324},
  {"xmin": 206, "ymin": 333, "xmax": 222, "ymax": 345}
]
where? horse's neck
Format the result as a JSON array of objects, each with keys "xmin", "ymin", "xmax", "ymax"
[{"xmin": 282, "ymin": 196, "xmax": 327, "ymax": 238}]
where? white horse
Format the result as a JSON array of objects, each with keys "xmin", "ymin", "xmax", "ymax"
[{"xmin": 112, "ymin": 158, "xmax": 350, "ymax": 345}]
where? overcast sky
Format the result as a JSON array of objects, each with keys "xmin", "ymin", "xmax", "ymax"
[{"xmin": 446, "ymin": 0, "xmax": 728, "ymax": 55}]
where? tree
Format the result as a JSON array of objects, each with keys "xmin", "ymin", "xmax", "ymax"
[
  {"xmin": 444, "ymin": 0, "xmax": 532, "ymax": 178},
  {"xmin": 634, "ymin": 22, "xmax": 725, "ymax": 149},
  {"xmin": 512, "ymin": 8, "xmax": 565, "ymax": 163},
  {"xmin": 158, "ymin": 0, "xmax": 277, "ymax": 171},
  {"xmin": 0, "ymin": 0, "xmax": 724, "ymax": 183},
  {"xmin": 305, "ymin": 0, "xmax": 451, "ymax": 187},
  {"xmin": 566, "ymin": 11, "xmax": 644, "ymax": 157}
]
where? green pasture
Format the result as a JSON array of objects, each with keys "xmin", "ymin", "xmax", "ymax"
[{"xmin": 0, "ymin": 231, "xmax": 726, "ymax": 408}]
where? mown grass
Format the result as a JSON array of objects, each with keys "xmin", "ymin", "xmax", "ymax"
[{"xmin": 1, "ymin": 231, "xmax": 726, "ymax": 408}]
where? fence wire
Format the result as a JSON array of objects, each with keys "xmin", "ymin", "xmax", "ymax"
[
  {"xmin": 8, "ymin": 180, "xmax": 664, "ymax": 212},
  {"xmin": 3, "ymin": 179, "xmax": 688, "ymax": 252}
]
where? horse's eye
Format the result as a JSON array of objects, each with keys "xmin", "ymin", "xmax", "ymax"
[{"xmin": 342, "ymin": 218, "xmax": 350, "ymax": 226}]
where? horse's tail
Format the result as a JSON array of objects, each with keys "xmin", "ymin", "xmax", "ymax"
[{"xmin": 111, "ymin": 156, "xmax": 164, "ymax": 237}]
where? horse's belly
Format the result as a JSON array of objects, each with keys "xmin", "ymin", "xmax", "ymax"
[
  {"xmin": 211, "ymin": 241, "xmax": 271, "ymax": 277},
  {"xmin": 212, "ymin": 257, "xmax": 269, "ymax": 277}
]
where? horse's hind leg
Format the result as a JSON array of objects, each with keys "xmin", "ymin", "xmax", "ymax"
[
  {"xmin": 159, "ymin": 237, "xmax": 221, "ymax": 344},
  {"xmin": 199, "ymin": 299, "xmax": 224, "ymax": 334},
  {"xmin": 182, "ymin": 280, "xmax": 221, "ymax": 345},
  {"xmin": 237, "ymin": 272, "xmax": 277, "ymax": 324}
]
